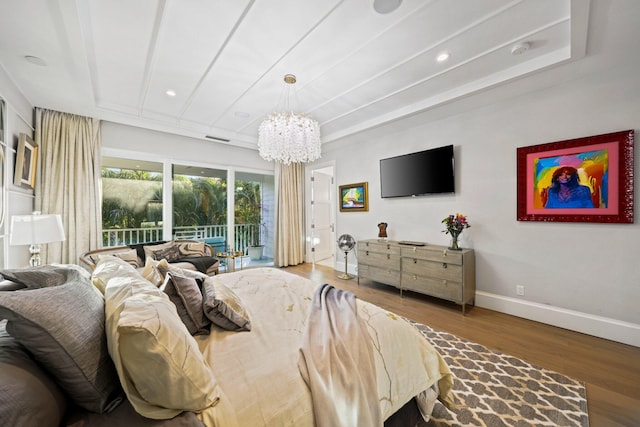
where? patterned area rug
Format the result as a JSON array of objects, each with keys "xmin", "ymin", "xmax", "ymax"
[{"xmin": 410, "ymin": 322, "xmax": 589, "ymax": 427}]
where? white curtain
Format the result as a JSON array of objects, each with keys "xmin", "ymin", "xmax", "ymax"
[
  {"xmin": 274, "ymin": 162, "xmax": 305, "ymax": 267},
  {"xmin": 34, "ymin": 108, "xmax": 102, "ymax": 264}
]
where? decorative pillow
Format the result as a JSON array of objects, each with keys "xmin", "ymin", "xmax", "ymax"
[
  {"xmin": 92, "ymin": 256, "xmax": 137, "ymax": 294},
  {"xmin": 152, "ymin": 245, "xmax": 181, "ymax": 262},
  {"xmin": 0, "ymin": 321, "xmax": 67, "ymax": 427},
  {"xmin": 177, "ymin": 241, "xmax": 206, "ymax": 258},
  {"xmin": 143, "ymin": 242, "xmax": 177, "ymax": 261},
  {"xmin": 103, "ymin": 258, "xmax": 220, "ymax": 419},
  {"xmin": 163, "ymin": 272, "xmax": 210, "ymax": 335},
  {"xmin": 0, "ymin": 277, "xmax": 123, "ymax": 413},
  {"xmin": 0, "ymin": 265, "xmax": 83, "ymax": 289},
  {"xmin": 141, "ymin": 257, "xmax": 171, "ymax": 287},
  {"xmin": 202, "ymin": 278, "xmax": 252, "ymax": 331},
  {"xmin": 157, "ymin": 263, "xmax": 209, "ymax": 281},
  {"xmin": 113, "ymin": 248, "xmax": 142, "ymax": 268},
  {"xmin": 96, "ymin": 249, "xmax": 142, "ymax": 269},
  {"xmin": 51, "ymin": 263, "xmax": 92, "ymax": 281}
]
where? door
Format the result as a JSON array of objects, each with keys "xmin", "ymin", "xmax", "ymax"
[{"xmin": 311, "ymin": 169, "xmax": 334, "ymax": 265}]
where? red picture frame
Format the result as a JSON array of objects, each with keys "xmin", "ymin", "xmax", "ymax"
[{"xmin": 517, "ymin": 130, "xmax": 634, "ymax": 223}]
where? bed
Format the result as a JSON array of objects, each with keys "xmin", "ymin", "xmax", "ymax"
[
  {"xmin": 0, "ymin": 260, "xmax": 455, "ymax": 426},
  {"xmin": 189, "ymin": 267, "xmax": 454, "ymax": 426}
]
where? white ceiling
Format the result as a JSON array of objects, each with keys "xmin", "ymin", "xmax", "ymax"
[{"xmin": 0, "ymin": 0, "xmax": 589, "ymax": 150}]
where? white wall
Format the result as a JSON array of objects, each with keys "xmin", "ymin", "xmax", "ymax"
[
  {"xmin": 101, "ymin": 121, "xmax": 273, "ymax": 173},
  {"xmin": 0, "ymin": 65, "xmax": 36, "ymax": 268},
  {"xmin": 320, "ymin": 1, "xmax": 640, "ymax": 346}
]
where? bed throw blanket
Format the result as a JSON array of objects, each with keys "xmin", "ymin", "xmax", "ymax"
[{"xmin": 298, "ymin": 283, "xmax": 382, "ymax": 427}]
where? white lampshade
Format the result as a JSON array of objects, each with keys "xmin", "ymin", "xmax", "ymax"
[{"xmin": 10, "ymin": 214, "xmax": 66, "ymax": 246}]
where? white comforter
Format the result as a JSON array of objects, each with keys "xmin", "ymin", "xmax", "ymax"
[{"xmin": 197, "ymin": 268, "xmax": 454, "ymax": 427}]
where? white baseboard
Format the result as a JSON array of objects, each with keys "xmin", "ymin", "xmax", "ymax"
[{"xmin": 476, "ymin": 291, "xmax": 640, "ymax": 348}]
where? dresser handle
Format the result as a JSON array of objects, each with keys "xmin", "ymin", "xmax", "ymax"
[
  {"xmin": 443, "ymin": 280, "xmax": 448, "ymax": 286},
  {"xmin": 412, "ymin": 246, "xmax": 417, "ymax": 252},
  {"xmin": 413, "ymin": 258, "xmax": 417, "ymax": 264},
  {"xmin": 386, "ymin": 244, "xmax": 391, "ymax": 250},
  {"xmin": 442, "ymin": 263, "xmax": 448, "ymax": 269},
  {"xmin": 387, "ymin": 254, "xmax": 390, "ymax": 260},
  {"xmin": 413, "ymin": 275, "xmax": 417, "ymax": 280},
  {"xmin": 366, "ymin": 250, "xmax": 369, "ymax": 256},
  {"xmin": 443, "ymin": 249, "xmax": 448, "ymax": 257}
]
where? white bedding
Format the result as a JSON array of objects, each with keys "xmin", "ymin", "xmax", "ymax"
[{"xmin": 196, "ymin": 268, "xmax": 454, "ymax": 427}]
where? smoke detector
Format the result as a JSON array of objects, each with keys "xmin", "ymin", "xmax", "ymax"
[{"xmin": 511, "ymin": 42, "xmax": 531, "ymax": 56}]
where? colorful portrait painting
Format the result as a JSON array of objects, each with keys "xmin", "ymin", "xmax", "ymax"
[
  {"xmin": 534, "ymin": 148, "xmax": 608, "ymax": 209},
  {"xmin": 517, "ymin": 130, "xmax": 634, "ymax": 223}
]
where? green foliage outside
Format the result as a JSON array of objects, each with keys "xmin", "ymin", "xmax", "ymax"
[
  {"xmin": 235, "ymin": 181, "xmax": 263, "ymax": 246},
  {"xmin": 102, "ymin": 169, "xmax": 263, "ymax": 242}
]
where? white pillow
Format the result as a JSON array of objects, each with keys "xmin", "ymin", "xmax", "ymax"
[
  {"xmin": 102, "ymin": 258, "xmax": 220, "ymax": 419},
  {"xmin": 141, "ymin": 257, "xmax": 169, "ymax": 287},
  {"xmin": 92, "ymin": 256, "xmax": 136, "ymax": 294}
]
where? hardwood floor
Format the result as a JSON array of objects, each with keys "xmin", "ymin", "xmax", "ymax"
[{"xmin": 281, "ymin": 263, "xmax": 640, "ymax": 427}]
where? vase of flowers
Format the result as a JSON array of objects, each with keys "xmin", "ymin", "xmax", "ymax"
[{"xmin": 442, "ymin": 213, "xmax": 470, "ymax": 250}]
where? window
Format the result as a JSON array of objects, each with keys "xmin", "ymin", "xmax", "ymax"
[
  {"xmin": 100, "ymin": 156, "xmax": 274, "ymax": 265},
  {"xmin": 172, "ymin": 165, "xmax": 227, "ymax": 242},
  {"xmin": 235, "ymin": 172, "xmax": 274, "ymax": 261},
  {"xmin": 101, "ymin": 158, "xmax": 163, "ymax": 246}
]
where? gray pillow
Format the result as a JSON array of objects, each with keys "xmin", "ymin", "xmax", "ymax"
[
  {"xmin": 163, "ymin": 272, "xmax": 210, "ymax": 336},
  {"xmin": 0, "ymin": 265, "xmax": 84, "ymax": 289},
  {"xmin": 0, "ymin": 320, "xmax": 67, "ymax": 427},
  {"xmin": 0, "ymin": 277, "xmax": 123, "ymax": 413},
  {"xmin": 202, "ymin": 278, "xmax": 251, "ymax": 332},
  {"xmin": 152, "ymin": 245, "xmax": 181, "ymax": 262}
]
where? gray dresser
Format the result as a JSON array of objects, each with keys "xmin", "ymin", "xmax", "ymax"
[{"xmin": 357, "ymin": 239, "xmax": 475, "ymax": 314}]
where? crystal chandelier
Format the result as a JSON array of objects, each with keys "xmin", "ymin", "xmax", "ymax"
[{"xmin": 258, "ymin": 74, "xmax": 321, "ymax": 164}]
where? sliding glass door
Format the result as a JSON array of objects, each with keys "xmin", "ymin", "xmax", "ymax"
[
  {"xmin": 101, "ymin": 157, "xmax": 163, "ymax": 246},
  {"xmin": 172, "ymin": 164, "xmax": 227, "ymax": 244},
  {"xmin": 101, "ymin": 156, "xmax": 274, "ymax": 266}
]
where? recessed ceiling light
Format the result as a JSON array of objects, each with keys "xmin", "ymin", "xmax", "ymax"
[
  {"xmin": 436, "ymin": 51, "xmax": 450, "ymax": 63},
  {"xmin": 234, "ymin": 111, "xmax": 250, "ymax": 118},
  {"xmin": 165, "ymin": 89, "xmax": 176, "ymax": 97},
  {"xmin": 373, "ymin": 0, "xmax": 402, "ymax": 14},
  {"xmin": 24, "ymin": 55, "xmax": 47, "ymax": 66}
]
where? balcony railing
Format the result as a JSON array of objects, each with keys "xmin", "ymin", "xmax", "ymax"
[{"xmin": 102, "ymin": 224, "xmax": 262, "ymax": 253}]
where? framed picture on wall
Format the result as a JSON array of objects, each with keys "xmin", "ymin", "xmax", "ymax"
[
  {"xmin": 339, "ymin": 182, "xmax": 369, "ymax": 212},
  {"xmin": 516, "ymin": 129, "xmax": 634, "ymax": 223},
  {"xmin": 14, "ymin": 133, "xmax": 38, "ymax": 189}
]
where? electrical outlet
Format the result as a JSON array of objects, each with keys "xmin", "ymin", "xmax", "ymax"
[{"xmin": 516, "ymin": 285, "xmax": 525, "ymax": 296}]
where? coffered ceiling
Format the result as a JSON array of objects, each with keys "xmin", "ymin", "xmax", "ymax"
[{"xmin": 0, "ymin": 0, "xmax": 589, "ymax": 150}]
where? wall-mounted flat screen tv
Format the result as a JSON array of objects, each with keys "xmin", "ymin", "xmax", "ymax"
[{"xmin": 380, "ymin": 144, "xmax": 455, "ymax": 198}]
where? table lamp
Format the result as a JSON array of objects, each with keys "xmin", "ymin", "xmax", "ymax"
[{"xmin": 9, "ymin": 212, "xmax": 66, "ymax": 266}]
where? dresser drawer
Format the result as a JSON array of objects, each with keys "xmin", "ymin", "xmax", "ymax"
[
  {"xmin": 360, "ymin": 240, "xmax": 401, "ymax": 256},
  {"xmin": 400, "ymin": 246, "xmax": 463, "ymax": 265},
  {"xmin": 358, "ymin": 249, "xmax": 400, "ymax": 269},
  {"xmin": 401, "ymin": 272, "xmax": 462, "ymax": 302},
  {"xmin": 358, "ymin": 264, "xmax": 401, "ymax": 288},
  {"xmin": 402, "ymin": 257, "xmax": 462, "ymax": 282}
]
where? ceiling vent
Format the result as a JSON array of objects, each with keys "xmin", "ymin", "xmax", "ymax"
[{"xmin": 205, "ymin": 135, "xmax": 230, "ymax": 143}]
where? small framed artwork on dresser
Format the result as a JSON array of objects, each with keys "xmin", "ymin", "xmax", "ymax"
[{"xmin": 517, "ymin": 129, "xmax": 634, "ymax": 223}]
